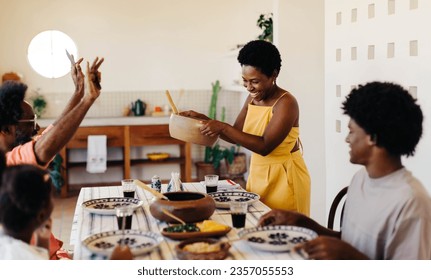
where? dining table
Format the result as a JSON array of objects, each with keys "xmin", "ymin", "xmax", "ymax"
[{"xmin": 69, "ymin": 181, "xmax": 307, "ymax": 260}]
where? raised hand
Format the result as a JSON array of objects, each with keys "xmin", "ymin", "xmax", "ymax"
[
  {"xmin": 86, "ymin": 57, "xmax": 104, "ymax": 99},
  {"xmin": 71, "ymin": 56, "xmax": 85, "ymax": 95}
]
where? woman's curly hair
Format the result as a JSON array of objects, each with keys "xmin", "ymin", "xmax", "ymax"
[
  {"xmin": 0, "ymin": 81, "xmax": 27, "ymax": 128},
  {"xmin": 342, "ymin": 81, "xmax": 423, "ymax": 157},
  {"xmin": 237, "ymin": 40, "xmax": 282, "ymax": 77}
]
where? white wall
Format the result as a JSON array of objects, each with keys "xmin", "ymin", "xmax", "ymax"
[
  {"xmin": 325, "ymin": 0, "xmax": 431, "ymax": 212},
  {"xmin": 275, "ymin": 0, "xmax": 326, "ymax": 224},
  {"xmin": 0, "ymin": 0, "xmax": 271, "ymax": 92}
]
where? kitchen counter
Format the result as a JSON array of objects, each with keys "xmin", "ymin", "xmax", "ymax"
[{"xmin": 38, "ymin": 116, "xmax": 170, "ymax": 128}]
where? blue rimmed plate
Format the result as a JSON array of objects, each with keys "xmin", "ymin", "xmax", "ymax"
[
  {"xmin": 82, "ymin": 230, "xmax": 163, "ymax": 257},
  {"xmin": 208, "ymin": 191, "xmax": 260, "ymax": 209},
  {"xmin": 82, "ymin": 197, "xmax": 143, "ymax": 215},
  {"xmin": 238, "ymin": 225, "xmax": 317, "ymax": 252}
]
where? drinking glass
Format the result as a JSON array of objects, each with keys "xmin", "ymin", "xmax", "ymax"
[
  {"xmin": 230, "ymin": 201, "xmax": 247, "ymax": 228},
  {"xmin": 121, "ymin": 179, "xmax": 136, "ymax": 198},
  {"xmin": 204, "ymin": 174, "xmax": 219, "ymax": 194},
  {"xmin": 116, "ymin": 205, "xmax": 134, "ymax": 230}
]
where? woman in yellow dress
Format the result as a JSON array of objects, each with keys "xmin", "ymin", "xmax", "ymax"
[{"xmin": 181, "ymin": 40, "xmax": 310, "ymax": 215}]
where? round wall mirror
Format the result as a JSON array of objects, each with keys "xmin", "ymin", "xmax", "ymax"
[{"xmin": 27, "ymin": 30, "xmax": 78, "ymax": 79}]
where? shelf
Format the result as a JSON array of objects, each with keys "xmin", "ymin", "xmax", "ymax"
[
  {"xmin": 68, "ymin": 160, "xmax": 124, "ymax": 168},
  {"xmin": 131, "ymin": 157, "xmax": 185, "ymax": 165},
  {"xmin": 57, "ymin": 124, "xmax": 192, "ymax": 197}
]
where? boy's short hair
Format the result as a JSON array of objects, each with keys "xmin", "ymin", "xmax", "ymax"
[{"xmin": 342, "ymin": 81, "xmax": 423, "ymax": 157}]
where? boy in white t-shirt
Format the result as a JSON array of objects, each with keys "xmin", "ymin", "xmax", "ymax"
[{"xmin": 258, "ymin": 81, "xmax": 431, "ymax": 259}]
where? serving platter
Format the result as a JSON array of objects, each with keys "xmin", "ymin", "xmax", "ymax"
[
  {"xmin": 82, "ymin": 230, "xmax": 163, "ymax": 257},
  {"xmin": 161, "ymin": 226, "xmax": 231, "ymax": 240},
  {"xmin": 82, "ymin": 197, "xmax": 143, "ymax": 215},
  {"xmin": 208, "ymin": 191, "xmax": 260, "ymax": 209},
  {"xmin": 238, "ymin": 225, "xmax": 317, "ymax": 252}
]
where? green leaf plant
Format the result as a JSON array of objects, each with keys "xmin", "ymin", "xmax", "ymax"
[{"xmin": 204, "ymin": 80, "xmax": 236, "ymax": 169}]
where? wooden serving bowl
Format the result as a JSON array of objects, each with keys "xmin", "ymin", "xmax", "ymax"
[
  {"xmin": 169, "ymin": 114, "xmax": 217, "ymax": 147},
  {"xmin": 149, "ymin": 191, "xmax": 216, "ymax": 223}
]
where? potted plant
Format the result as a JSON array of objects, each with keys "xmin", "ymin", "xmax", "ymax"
[
  {"xmin": 257, "ymin": 13, "xmax": 273, "ymax": 42},
  {"xmin": 30, "ymin": 88, "xmax": 47, "ymax": 118},
  {"xmin": 195, "ymin": 80, "xmax": 236, "ymax": 180}
]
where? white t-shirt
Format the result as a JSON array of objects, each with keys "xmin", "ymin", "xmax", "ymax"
[
  {"xmin": 0, "ymin": 229, "xmax": 49, "ymax": 260},
  {"xmin": 342, "ymin": 167, "xmax": 431, "ymax": 259}
]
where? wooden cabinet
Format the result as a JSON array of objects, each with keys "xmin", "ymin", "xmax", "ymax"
[{"xmin": 58, "ymin": 124, "xmax": 191, "ymax": 197}]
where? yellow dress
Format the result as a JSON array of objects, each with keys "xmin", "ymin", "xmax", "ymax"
[{"xmin": 243, "ymin": 95, "xmax": 311, "ymax": 215}]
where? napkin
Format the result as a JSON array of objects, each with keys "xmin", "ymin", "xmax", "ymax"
[{"xmin": 86, "ymin": 135, "xmax": 107, "ymax": 173}]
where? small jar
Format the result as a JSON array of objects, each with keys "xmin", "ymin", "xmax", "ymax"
[{"xmin": 151, "ymin": 175, "xmax": 162, "ymax": 193}]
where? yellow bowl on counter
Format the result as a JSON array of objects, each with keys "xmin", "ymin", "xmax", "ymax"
[{"xmin": 147, "ymin": 153, "xmax": 169, "ymax": 161}]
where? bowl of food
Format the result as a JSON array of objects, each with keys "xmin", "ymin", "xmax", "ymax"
[
  {"xmin": 175, "ymin": 238, "xmax": 231, "ymax": 260},
  {"xmin": 149, "ymin": 191, "xmax": 216, "ymax": 223},
  {"xmin": 169, "ymin": 114, "xmax": 218, "ymax": 147}
]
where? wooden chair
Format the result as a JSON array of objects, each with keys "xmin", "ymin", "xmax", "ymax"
[{"xmin": 327, "ymin": 186, "xmax": 348, "ymax": 230}]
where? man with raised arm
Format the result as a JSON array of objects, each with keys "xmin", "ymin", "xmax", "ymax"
[{"xmin": 0, "ymin": 55, "xmax": 104, "ymax": 259}]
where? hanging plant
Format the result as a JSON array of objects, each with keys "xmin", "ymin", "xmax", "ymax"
[{"xmin": 257, "ymin": 13, "xmax": 273, "ymax": 42}]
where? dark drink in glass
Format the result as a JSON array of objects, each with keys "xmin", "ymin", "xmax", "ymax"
[
  {"xmin": 231, "ymin": 212, "xmax": 246, "ymax": 228},
  {"xmin": 117, "ymin": 215, "xmax": 132, "ymax": 230},
  {"xmin": 123, "ymin": 190, "xmax": 135, "ymax": 198},
  {"xmin": 206, "ymin": 184, "xmax": 218, "ymax": 194}
]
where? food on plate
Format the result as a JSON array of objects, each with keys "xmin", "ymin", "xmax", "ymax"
[
  {"xmin": 164, "ymin": 224, "xmax": 200, "ymax": 233},
  {"xmin": 164, "ymin": 220, "xmax": 229, "ymax": 233},
  {"xmin": 183, "ymin": 242, "xmax": 221, "ymax": 253},
  {"xmin": 196, "ymin": 220, "xmax": 230, "ymax": 232}
]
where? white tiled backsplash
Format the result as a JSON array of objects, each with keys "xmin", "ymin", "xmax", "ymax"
[
  {"xmin": 33, "ymin": 89, "xmax": 245, "ymax": 183},
  {"xmin": 34, "ymin": 89, "xmax": 240, "ymax": 124}
]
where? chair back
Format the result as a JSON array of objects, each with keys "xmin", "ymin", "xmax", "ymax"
[{"xmin": 327, "ymin": 186, "xmax": 348, "ymax": 230}]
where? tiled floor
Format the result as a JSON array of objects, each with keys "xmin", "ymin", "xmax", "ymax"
[{"xmin": 51, "ymin": 194, "xmax": 78, "ymax": 252}]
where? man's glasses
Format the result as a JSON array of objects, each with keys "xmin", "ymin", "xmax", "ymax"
[{"xmin": 17, "ymin": 114, "xmax": 38, "ymax": 130}]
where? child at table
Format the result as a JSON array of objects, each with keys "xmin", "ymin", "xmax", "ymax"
[{"xmin": 0, "ymin": 165, "xmax": 53, "ymax": 259}]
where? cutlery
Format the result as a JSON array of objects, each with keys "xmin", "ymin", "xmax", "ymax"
[
  {"xmin": 134, "ymin": 179, "xmax": 169, "ymax": 200},
  {"xmin": 162, "ymin": 209, "xmax": 186, "ymax": 225},
  {"xmin": 217, "ymin": 210, "xmax": 264, "ymax": 215},
  {"xmin": 65, "ymin": 49, "xmax": 75, "ymax": 64}
]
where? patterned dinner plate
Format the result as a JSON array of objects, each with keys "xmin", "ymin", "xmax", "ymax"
[
  {"xmin": 208, "ymin": 191, "xmax": 260, "ymax": 209},
  {"xmin": 82, "ymin": 230, "xmax": 163, "ymax": 256},
  {"xmin": 82, "ymin": 197, "xmax": 143, "ymax": 215},
  {"xmin": 238, "ymin": 225, "xmax": 317, "ymax": 252}
]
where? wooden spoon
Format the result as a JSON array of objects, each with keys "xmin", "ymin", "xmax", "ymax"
[
  {"xmin": 162, "ymin": 208, "xmax": 186, "ymax": 225},
  {"xmin": 165, "ymin": 90, "xmax": 179, "ymax": 114},
  {"xmin": 134, "ymin": 179, "xmax": 169, "ymax": 200}
]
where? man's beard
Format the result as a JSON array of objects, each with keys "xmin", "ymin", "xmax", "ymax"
[{"xmin": 13, "ymin": 133, "xmax": 33, "ymax": 147}]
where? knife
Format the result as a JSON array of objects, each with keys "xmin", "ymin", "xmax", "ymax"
[
  {"xmin": 65, "ymin": 49, "xmax": 75, "ymax": 64},
  {"xmin": 134, "ymin": 179, "xmax": 169, "ymax": 200}
]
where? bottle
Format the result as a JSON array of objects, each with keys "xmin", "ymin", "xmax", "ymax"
[
  {"xmin": 166, "ymin": 172, "xmax": 183, "ymax": 192},
  {"xmin": 151, "ymin": 175, "xmax": 162, "ymax": 193}
]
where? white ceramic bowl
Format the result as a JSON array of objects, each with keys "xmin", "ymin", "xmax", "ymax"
[{"xmin": 169, "ymin": 114, "xmax": 217, "ymax": 147}]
